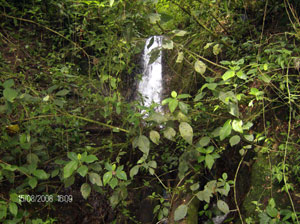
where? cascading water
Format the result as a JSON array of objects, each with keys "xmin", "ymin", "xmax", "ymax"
[{"xmin": 138, "ymin": 36, "xmax": 163, "ymax": 111}]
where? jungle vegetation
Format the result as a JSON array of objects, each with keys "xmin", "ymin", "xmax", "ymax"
[{"xmin": 0, "ymin": 0, "xmax": 300, "ymax": 223}]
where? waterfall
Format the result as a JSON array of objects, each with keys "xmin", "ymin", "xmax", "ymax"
[{"xmin": 138, "ymin": 36, "xmax": 163, "ymax": 111}]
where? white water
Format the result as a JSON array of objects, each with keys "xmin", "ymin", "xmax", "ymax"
[{"xmin": 138, "ymin": 36, "xmax": 163, "ymax": 111}]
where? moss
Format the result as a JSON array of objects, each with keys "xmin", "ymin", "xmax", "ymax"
[{"xmin": 241, "ymin": 151, "xmax": 290, "ymax": 222}]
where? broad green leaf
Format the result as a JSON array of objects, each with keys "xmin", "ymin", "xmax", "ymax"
[
  {"xmin": 190, "ymin": 183, "xmax": 199, "ymax": 191},
  {"xmin": 229, "ymin": 102, "xmax": 239, "ymax": 117},
  {"xmin": 33, "ymin": 169, "xmax": 48, "ymax": 180},
  {"xmin": 149, "ymin": 13, "xmax": 160, "ymax": 24},
  {"xmin": 219, "ymin": 120, "xmax": 232, "ymax": 141},
  {"xmin": 89, "ymin": 172, "xmax": 102, "ymax": 186},
  {"xmin": 177, "ymin": 94, "xmax": 191, "ymax": 99},
  {"xmin": 244, "ymin": 134, "xmax": 254, "ymax": 142},
  {"xmin": 9, "ymin": 202, "xmax": 17, "ymax": 216},
  {"xmin": 222, "ymin": 70, "xmax": 235, "ymax": 81},
  {"xmin": 172, "ymin": 30, "xmax": 187, "ymax": 36},
  {"xmin": 63, "ymin": 176, "xmax": 75, "ymax": 188},
  {"xmin": 169, "ymin": 99, "xmax": 178, "ymax": 113},
  {"xmin": 28, "ymin": 177, "xmax": 38, "ymax": 189},
  {"xmin": 51, "ymin": 169, "xmax": 59, "ymax": 178},
  {"xmin": 199, "ymin": 136, "xmax": 210, "ymax": 147},
  {"xmin": 162, "ymin": 39, "xmax": 173, "ymax": 49},
  {"xmin": 163, "ymin": 127, "xmax": 176, "ymax": 141},
  {"xmin": 138, "ymin": 135, "xmax": 150, "ymax": 155},
  {"xmin": 56, "ymin": 89, "xmax": 69, "ymax": 96},
  {"xmin": 116, "ymin": 170, "xmax": 127, "ymax": 180},
  {"xmin": 213, "ymin": 44, "xmax": 221, "ymax": 55},
  {"xmin": 67, "ymin": 152, "xmax": 77, "ymax": 161},
  {"xmin": 63, "ymin": 160, "xmax": 78, "ymax": 179},
  {"xmin": 176, "ymin": 111, "xmax": 189, "ymax": 122},
  {"xmin": 232, "ymin": 120, "xmax": 243, "ymax": 133},
  {"xmin": 178, "ymin": 102, "xmax": 188, "ymax": 114},
  {"xmin": 260, "ymin": 73, "xmax": 271, "ymax": 83},
  {"xmin": 0, "ymin": 204, "xmax": 7, "ymax": 219},
  {"xmin": 150, "ymin": 130, "xmax": 160, "ymax": 145},
  {"xmin": 27, "ymin": 153, "xmax": 39, "ymax": 164},
  {"xmin": 83, "ymin": 155, "xmax": 98, "ymax": 164},
  {"xmin": 162, "ymin": 98, "xmax": 172, "ymax": 105},
  {"xmin": 176, "ymin": 52, "xmax": 184, "ymax": 63},
  {"xmin": 196, "ymin": 190, "xmax": 212, "ymax": 203},
  {"xmin": 3, "ymin": 79, "xmax": 14, "ymax": 88},
  {"xmin": 109, "ymin": 0, "xmax": 114, "ymax": 7},
  {"xmin": 205, "ymin": 154, "xmax": 214, "ymax": 170},
  {"xmin": 103, "ymin": 171, "xmax": 113, "ymax": 186},
  {"xmin": 236, "ymin": 70, "xmax": 248, "ymax": 80},
  {"xmin": 3, "ymin": 88, "xmax": 18, "ymax": 102},
  {"xmin": 243, "ymin": 122, "xmax": 253, "ymax": 130},
  {"xmin": 217, "ymin": 200, "xmax": 230, "ymax": 214},
  {"xmin": 194, "ymin": 60, "xmax": 206, "ymax": 75},
  {"xmin": 80, "ymin": 183, "xmax": 91, "ymax": 199},
  {"xmin": 147, "ymin": 112, "xmax": 168, "ymax": 123},
  {"xmin": 109, "ymin": 177, "xmax": 118, "ymax": 189},
  {"xmin": 174, "ymin": 204, "xmax": 188, "ymax": 221},
  {"xmin": 179, "ymin": 122, "xmax": 193, "ymax": 145},
  {"xmin": 130, "ymin": 165, "xmax": 139, "ymax": 178},
  {"xmin": 148, "ymin": 160, "xmax": 157, "ymax": 168},
  {"xmin": 229, "ymin": 135, "xmax": 241, "ymax": 146}
]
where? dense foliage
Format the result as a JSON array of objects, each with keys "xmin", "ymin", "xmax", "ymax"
[{"xmin": 0, "ymin": 0, "xmax": 300, "ymax": 223}]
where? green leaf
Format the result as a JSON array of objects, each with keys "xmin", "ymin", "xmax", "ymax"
[
  {"xmin": 196, "ymin": 190, "xmax": 212, "ymax": 203},
  {"xmin": 217, "ymin": 200, "xmax": 230, "ymax": 214},
  {"xmin": 3, "ymin": 88, "xmax": 18, "ymax": 102},
  {"xmin": 176, "ymin": 52, "xmax": 184, "ymax": 63},
  {"xmin": 229, "ymin": 102, "xmax": 239, "ymax": 117},
  {"xmin": 194, "ymin": 60, "xmax": 206, "ymax": 75},
  {"xmin": 243, "ymin": 122, "xmax": 253, "ymax": 130},
  {"xmin": 28, "ymin": 177, "xmax": 38, "ymax": 189},
  {"xmin": 163, "ymin": 127, "xmax": 176, "ymax": 141},
  {"xmin": 178, "ymin": 102, "xmax": 188, "ymax": 114},
  {"xmin": 179, "ymin": 122, "xmax": 193, "ymax": 145},
  {"xmin": 236, "ymin": 70, "xmax": 248, "ymax": 80},
  {"xmin": 147, "ymin": 112, "xmax": 168, "ymax": 123},
  {"xmin": 83, "ymin": 155, "xmax": 98, "ymax": 164},
  {"xmin": 33, "ymin": 169, "xmax": 49, "ymax": 180},
  {"xmin": 80, "ymin": 183, "xmax": 91, "ymax": 199},
  {"xmin": 109, "ymin": 177, "xmax": 118, "ymax": 189},
  {"xmin": 77, "ymin": 165, "xmax": 88, "ymax": 177},
  {"xmin": 190, "ymin": 183, "xmax": 199, "ymax": 191},
  {"xmin": 213, "ymin": 44, "xmax": 221, "ymax": 55},
  {"xmin": 220, "ymin": 120, "xmax": 232, "ymax": 141},
  {"xmin": 109, "ymin": 0, "xmax": 114, "ymax": 7},
  {"xmin": 232, "ymin": 120, "xmax": 243, "ymax": 133},
  {"xmin": 138, "ymin": 135, "xmax": 150, "ymax": 155},
  {"xmin": 199, "ymin": 136, "xmax": 210, "ymax": 147},
  {"xmin": 149, "ymin": 13, "xmax": 160, "ymax": 24},
  {"xmin": 27, "ymin": 153, "xmax": 39, "ymax": 164},
  {"xmin": 103, "ymin": 171, "xmax": 113, "ymax": 186},
  {"xmin": 266, "ymin": 206, "xmax": 278, "ymax": 218},
  {"xmin": 205, "ymin": 154, "xmax": 214, "ymax": 170},
  {"xmin": 174, "ymin": 204, "xmax": 188, "ymax": 221},
  {"xmin": 148, "ymin": 160, "xmax": 157, "ymax": 169},
  {"xmin": 89, "ymin": 172, "xmax": 102, "ymax": 186},
  {"xmin": 3, "ymin": 79, "xmax": 14, "ymax": 88},
  {"xmin": 222, "ymin": 70, "xmax": 235, "ymax": 81},
  {"xmin": 116, "ymin": 170, "xmax": 127, "ymax": 181},
  {"xmin": 229, "ymin": 135, "xmax": 241, "ymax": 146},
  {"xmin": 9, "ymin": 202, "xmax": 18, "ymax": 216},
  {"xmin": 244, "ymin": 134, "xmax": 254, "ymax": 142},
  {"xmin": 172, "ymin": 29, "xmax": 187, "ymax": 36},
  {"xmin": 130, "ymin": 165, "xmax": 139, "ymax": 178},
  {"xmin": 56, "ymin": 89, "xmax": 69, "ymax": 96},
  {"xmin": 162, "ymin": 39, "xmax": 173, "ymax": 49},
  {"xmin": 169, "ymin": 98, "xmax": 178, "ymax": 113},
  {"xmin": 150, "ymin": 130, "xmax": 160, "ymax": 145},
  {"xmin": 63, "ymin": 160, "xmax": 78, "ymax": 179}
]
